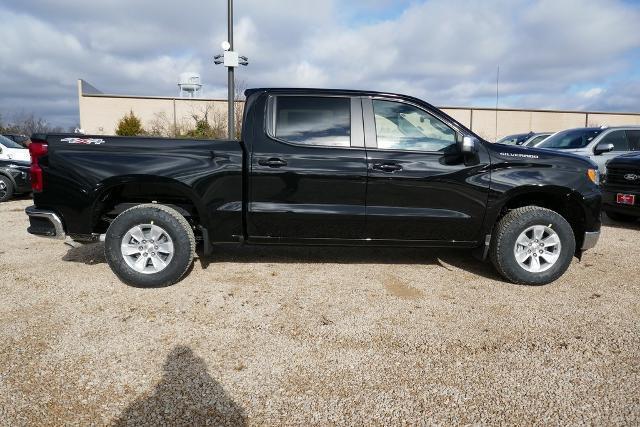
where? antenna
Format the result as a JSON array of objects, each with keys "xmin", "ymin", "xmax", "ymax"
[{"xmin": 495, "ymin": 65, "xmax": 500, "ymax": 142}]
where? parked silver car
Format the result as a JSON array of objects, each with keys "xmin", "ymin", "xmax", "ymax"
[{"xmin": 535, "ymin": 126, "xmax": 640, "ymax": 172}]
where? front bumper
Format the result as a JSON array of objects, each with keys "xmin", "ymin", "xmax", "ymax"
[
  {"xmin": 25, "ymin": 206, "xmax": 66, "ymax": 240},
  {"xmin": 602, "ymin": 187, "xmax": 640, "ymax": 218}
]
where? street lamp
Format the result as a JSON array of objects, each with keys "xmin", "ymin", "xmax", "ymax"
[{"xmin": 214, "ymin": 0, "xmax": 249, "ymax": 139}]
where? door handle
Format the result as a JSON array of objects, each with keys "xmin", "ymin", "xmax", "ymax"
[
  {"xmin": 258, "ymin": 158, "xmax": 288, "ymax": 168},
  {"xmin": 373, "ymin": 163, "xmax": 402, "ymax": 173}
]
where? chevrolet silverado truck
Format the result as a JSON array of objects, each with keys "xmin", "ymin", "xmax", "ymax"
[
  {"xmin": 602, "ymin": 152, "xmax": 640, "ymax": 222},
  {"xmin": 25, "ymin": 88, "xmax": 602, "ymax": 287}
]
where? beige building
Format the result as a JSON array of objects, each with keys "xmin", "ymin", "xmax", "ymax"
[{"xmin": 78, "ymin": 79, "xmax": 640, "ymax": 141}]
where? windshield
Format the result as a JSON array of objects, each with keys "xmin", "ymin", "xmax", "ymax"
[
  {"xmin": 496, "ymin": 134, "xmax": 524, "ymax": 145},
  {"xmin": 0, "ymin": 135, "xmax": 25, "ymax": 149},
  {"xmin": 537, "ymin": 129, "xmax": 603, "ymax": 149},
  {"xmin": 524, "ymin": 134, "xmax": 550, "ymax": 146}
]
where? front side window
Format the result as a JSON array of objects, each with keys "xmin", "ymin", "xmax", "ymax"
[
  {"xmin": 600, "ymin": 130, "xmax": 630, "ymax": 152},
  {"xmin": 273, "ymin": 96, "xmax": 351, "ymax": 147},
  {"xmin": 372, "ymin": 100, "xmax": 456, "ymax": 152}
]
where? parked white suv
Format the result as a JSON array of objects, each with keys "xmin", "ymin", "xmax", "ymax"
[
  {"xmin": 0, "ymin": 135, "xmax": 30, "ymax": 162},
  {"xmin": 536, "ymin": 126, "xmax": 640, "ymax": 172}
]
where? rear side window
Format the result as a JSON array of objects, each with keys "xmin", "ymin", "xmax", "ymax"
[
  {"xmin": 272, "ymin": 96, "xmax": 351, "ymax": 147},
  {"xmin": 600, "ymin": 130, "xmax": 630, "ymax": 152},
  {"xmin": 626, "ymin": 130, "xmax": 640, "ymax": 150}
]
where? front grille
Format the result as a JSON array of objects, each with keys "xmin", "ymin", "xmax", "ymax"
[{"xmin": 606, "ymin": 166, "xmax": 640, "ymax": 186}]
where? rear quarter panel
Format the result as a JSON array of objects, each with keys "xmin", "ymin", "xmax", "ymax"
[{"xmin": 34, "ymin": 135, "xmax": 244, "ymax": 241}]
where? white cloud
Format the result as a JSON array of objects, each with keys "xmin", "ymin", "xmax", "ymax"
[{"xmin": 0, "ymin": 0, "xmax": 639, "ymax": 127}]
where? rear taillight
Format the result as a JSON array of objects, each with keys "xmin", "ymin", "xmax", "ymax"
[{"xmin": 29, "ymin": 141, "xmax": 48, "ymax": 192}]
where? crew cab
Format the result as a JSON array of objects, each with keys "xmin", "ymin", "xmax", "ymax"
[
  {"xmin": 25, "ymin": 88, "xmax": 602, "ymax": 287},
  {"xmin": 602, "ymin": 152, "xmax": 640, "ymax": 222}
]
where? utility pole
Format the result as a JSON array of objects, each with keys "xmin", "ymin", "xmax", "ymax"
[
  {"xmin": 495, "ymin": 65, "xmax": 500, "ymax": 142},
  {"xmin": 227, "ymin": 0, "xmax": 234, "ymax": 139},
  {"xmin": 213, "ymin": 0, "xmax": 248, "ymax": 140}
]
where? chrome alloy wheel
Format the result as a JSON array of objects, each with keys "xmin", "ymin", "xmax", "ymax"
[
  {"xmin": 121, "ymin": 224, "xmax": 174, "ymax": 274},
  {"xmin": 514, "ymin": 225, "xmax": 561, "ymax": 273},
  {"xmin": 0, "ymin": 181, "xmax": 6, "ymax": 198}
]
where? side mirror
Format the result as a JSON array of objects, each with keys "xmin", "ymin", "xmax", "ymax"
[
  {"xmin": 461, "ymin": 136, "xmax": 479, "ymax": 154},
  {"xmin": 594, "ymin": 142, "xmax": 614, "ymax": 155}
]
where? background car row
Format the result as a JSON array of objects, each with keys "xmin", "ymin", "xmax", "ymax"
[{"xmin": 497, "ymin": 126, "xmax": 640, "ymax": 223}]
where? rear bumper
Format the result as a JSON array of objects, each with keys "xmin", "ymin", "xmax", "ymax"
[{"xmin": 25, "ymin": 206, "xmax": 66, "ymax": 240}]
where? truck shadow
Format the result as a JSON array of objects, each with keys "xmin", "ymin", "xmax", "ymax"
[
  {"xmin": 113, "ymin": 345, "xmax": 247, "ymax": 426},
  {"xmin": 199, "ymin": 244, "xmax": 503, "ymax": 282},
  {"xmin": 61, "ymin": 242, "xmax": 502, "ymax": 282},
  {"xmin": 601, "ymin": 215, "xmax": 640, "ymax": 231}
]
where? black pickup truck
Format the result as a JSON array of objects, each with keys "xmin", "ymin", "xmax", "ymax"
[{"xmin": 26, "ymin": 88, "xmax": 602, "ymax": 287}]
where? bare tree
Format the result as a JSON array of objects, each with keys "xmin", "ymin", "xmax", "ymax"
[{"xmin": 1, "ymin": 112, "xmax": 63, "ymax": 135}]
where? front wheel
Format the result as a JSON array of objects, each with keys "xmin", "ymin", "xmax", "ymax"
[
  {"xmin": 490, "ymin": 206, "xmax": 575, "ymax": 285},
  {"xmin": 0, "ymin": 176, "xmax": 14, "ymax": 202},
  {"xmin": 104, "ymin": 204, "xmax": 195, "ymax": 287}
]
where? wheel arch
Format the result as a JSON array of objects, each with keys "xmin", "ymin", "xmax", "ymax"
[
  {"xmin": 90, "ymin": 176, "xmax": 209, "ymax": 233},
  {"xmin": 489, "ymin": 185, "xmax": 588, "ymax": 251}
]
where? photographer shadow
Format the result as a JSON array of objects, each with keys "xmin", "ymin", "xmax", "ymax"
[{"xmin": 113, "ymin": 345, "xmax": 246, "ymax": 426}]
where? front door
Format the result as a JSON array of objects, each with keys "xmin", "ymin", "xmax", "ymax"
[
  {"xmin": 247, "ymin": 94, "xmax": 368, "ymax": 241},
  {"xmin": 363, "ymin": 98, "xmax": 491, "ymax": 243}
]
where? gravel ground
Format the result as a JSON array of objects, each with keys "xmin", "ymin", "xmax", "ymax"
[{"xmin": 0, "ymin": 197, "xmax": 639, "ymax": 425}]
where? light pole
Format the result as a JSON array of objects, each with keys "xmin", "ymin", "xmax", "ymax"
[{"xmin": 213, "ymin": 0, "xmax": 249, "ymax": 140}]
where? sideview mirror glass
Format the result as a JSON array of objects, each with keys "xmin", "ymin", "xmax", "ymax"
[
  {"xmin": 461, "ymin": 136, "xmax": 478, "ymax": 154},
  {"xmin": 594, "ymin": 142, "xmax": 614, "ymax": 155}
]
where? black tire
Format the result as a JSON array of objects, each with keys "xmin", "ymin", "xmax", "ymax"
[
  {"xmin": 104, "ymin": 204, "xmax": 195, "ymax": 287},
  {"xmin": 605, "ymin": 211, "xmax": 638, "ymax": 223},
  {"xmin": 490, "ymin": 206, "xmax": 575, "ymax": 286},
  {"xmin": 0, "ymin": 175, "xmax": 14, "ymax": 202}
]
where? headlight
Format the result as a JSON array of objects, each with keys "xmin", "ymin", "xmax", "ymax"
[{"xmin": 587, "ymin": 168, "xmax": 599, "ymax": 185}]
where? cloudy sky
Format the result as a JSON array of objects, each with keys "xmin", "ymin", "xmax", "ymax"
[{"xmin": 1, "ymin": 0, "xmax": 639, "ymax": 128}]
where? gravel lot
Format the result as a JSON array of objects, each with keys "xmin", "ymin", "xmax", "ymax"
[{"xmin": 1, "ymin": 197, "xmax": 638, "ymax": 425}]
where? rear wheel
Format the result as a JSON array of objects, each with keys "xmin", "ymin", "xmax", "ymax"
[
  {"xmin": 605, "ymin": 211, "xmax": 638, "ymax": 223},
  {"xmin": 0, "ymin": 176, "xmax": 14, "ymax": 202},
  {"xmin": 490, "ymin": 206, "xmax": 575, "ymax": 285},
  {"xmin": 104, "ymin": 204, "xmax": 195, "ymax": 287}
]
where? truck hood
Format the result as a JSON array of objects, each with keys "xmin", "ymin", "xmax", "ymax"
[{"xmin": 606, "ymin": 151, "xmax": 640, "ymax": 168}]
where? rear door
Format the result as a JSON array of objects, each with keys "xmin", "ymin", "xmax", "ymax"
[
  {"xmin": 247, "ymin": 93, "xmax": 368, "ymax": 241},
  {"xmin": 363, "ymin": 97, "xmax": 490, "ymax": 243}
]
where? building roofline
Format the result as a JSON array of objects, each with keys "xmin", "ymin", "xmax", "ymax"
[
  {"xmin": 79, "ymin": 81, "xmax": 640, "ymax": 116},
  {"xmin": 81, "ymin": 92, "xmax": 230, "ymax": 102}
]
